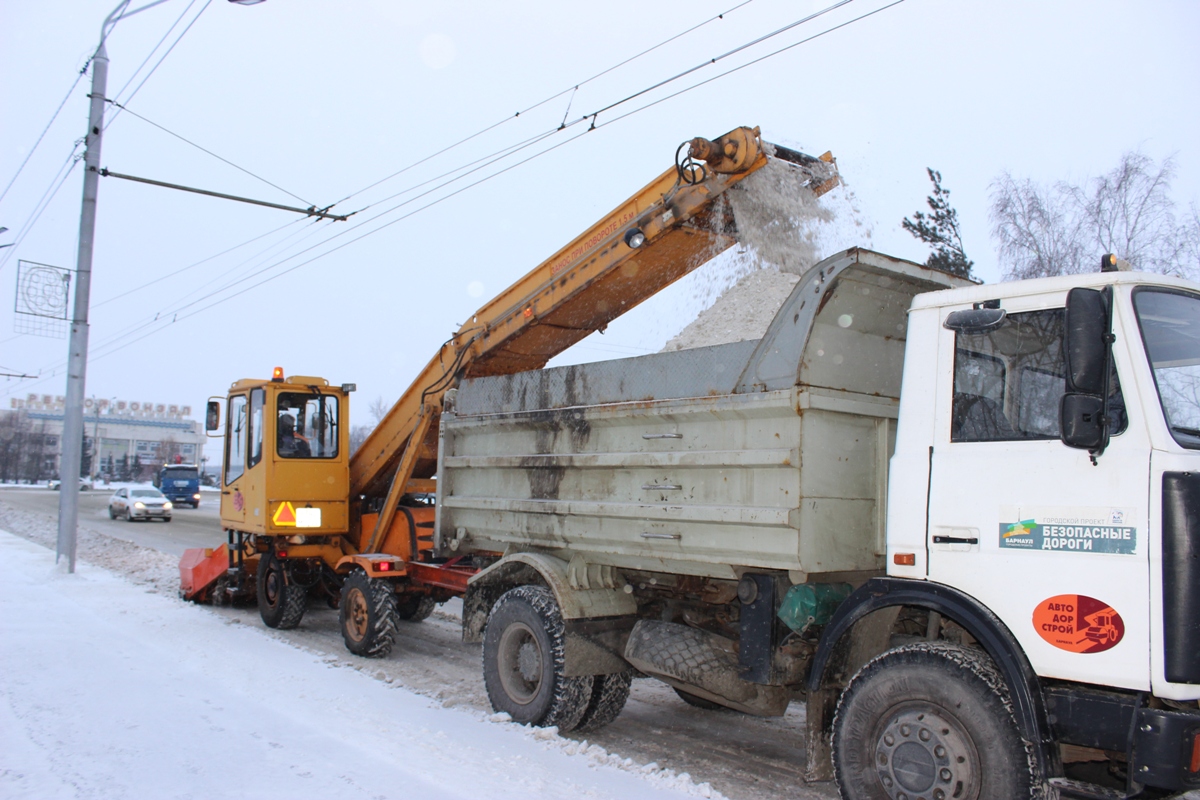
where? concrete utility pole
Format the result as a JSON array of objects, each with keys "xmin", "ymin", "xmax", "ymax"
[
  {"xmin": 56, "ymin": 13, "xmax": 111, "ymax": 573},
  {"xmin": 57, "ymin": 0, "xmax": 264, "ymax": 571}
]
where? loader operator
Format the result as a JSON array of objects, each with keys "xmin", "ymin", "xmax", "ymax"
[{"xmin": 277, "ymin": 413, "xmax": 311, "ymax": 458}]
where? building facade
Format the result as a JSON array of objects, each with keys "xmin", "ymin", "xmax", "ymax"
[{"xmin": 5, "ymin": 394, "xmax": 206, "ymax": 480}]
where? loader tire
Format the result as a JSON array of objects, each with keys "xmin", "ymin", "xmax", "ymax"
[
  {"xmin": 256, "ymin": 551, "xmax": 307, "ymax": 630},
  {"xmin": 575, "ymin": 671, "xmax": 632, "ymax": 732},
  {"xmin": 832, "ymin": 641, "xmax": 1037, "ymax": 800},
  {"xmin": 339, "ymin": 569, "xmax": 398, "ymax": 658},
  {"xmin": 395, "ymin": 593, "xmax": 436, "ymax": 622},
  {"xmin": 483, "ymin": 585, "xmax": 593, "ymax": 731}
]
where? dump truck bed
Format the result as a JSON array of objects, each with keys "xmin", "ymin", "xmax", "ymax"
[{"xmin": 436, "ymin": 248, "xmax": 973, "ymax": 579}]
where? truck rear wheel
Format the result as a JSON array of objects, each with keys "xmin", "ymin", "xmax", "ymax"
[
  {"xmin": 395, "ymin": 593, "xmax": 436, "ymax": 622},
  {"xmin": 256, "ymin": 552, "xmax": 307, "ymax": 630},
  {"xmin": 832, "ymin": 641, "xmax": 1036, "ymax": 800},
  {"xmin": 575, "ymin": 671, "xmax": 632, "ymax": 732},
  {"xmin": 482, "ymin": 585, "xmax": 593, "ymax": 731},
  {"xmin": 339, "ymin": 569, "xmax": 398, "ymax": 658}
]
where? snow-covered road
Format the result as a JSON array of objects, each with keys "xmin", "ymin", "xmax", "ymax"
[{"xmin": 0, "ymin": 532, "xmax": 716, "ymax": 800}]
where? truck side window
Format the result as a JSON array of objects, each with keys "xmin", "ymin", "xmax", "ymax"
[
  {"xmin": 225, "ymin": 394, "xmax": 247, "ymax": 483},
  {"xmin": 952, "ymin": 309, "xmax": 1127, "ymax": 442},
  {"xmin": 276, "ymin": 392, "xmax": 339, "ymax": 459},
  {"xmin": 248, "ymin": 388, "xmax": 265, "ymax": 468}
]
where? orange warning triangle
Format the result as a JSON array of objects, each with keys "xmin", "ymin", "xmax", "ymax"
[{"xmin": 272, "ymin": 501, "xmax": 296, "ymax": 526}]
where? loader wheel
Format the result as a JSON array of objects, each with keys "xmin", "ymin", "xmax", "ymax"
[
  {"xmin": 256, "ymin": 552, "xmax": 307, "ymax": 630},
  {"xmin": 832, "ymin": 641, "xmax": 1037, "ymax": 800},
  {"xmin": 395, "ymin": 594, "xmax": 436, "ymax": 622},
  {"xmin": 339, "ymin": 569, "xmax": 398, "ymax": 658},
  {"xmin": 483, "ymin": 585, "xmax": 594, "ymax": 731},
  {"xmin": 575, "ymin": 671, "xmax": 632, "ymax": 732}
]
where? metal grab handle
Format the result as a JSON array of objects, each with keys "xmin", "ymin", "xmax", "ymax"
[
  {"xmin": 642, "ymin": 484, "xmax": 681, "ymax": 491},
  {"xmin": 642, "ymin": 433, "xmax": 682, "ymax": 439},
  {"xmin": 640, "ymin": 532, "xmax": 681, "ymax": 540},
  {"xmin": 932, "ymin": 535, "xmax": 978, "ymax": 545}
]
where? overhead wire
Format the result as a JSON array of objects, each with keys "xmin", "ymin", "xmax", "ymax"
[
  {"xmin": 6, "ymin": 0, "xmax": 908, "ymax": 389},
  {"xmin": 105, "ymin": 0, "xmax": 215, "ymax": 129},
  {"xmin": 0, "ymin": 0, "xmax": 133, "ymax": 207},
  {"xmin": 330, "ymin": 0, "xmax": 760, "ymax": 207},
  {"xmin": 0, "ymin": 144, "xmax": 84, "ymax": 273},
  {"xmin": 109, "ymin": 0, "xmax": 200, "ymax": 108},
  {"xmin": 106, "ymin": 101, "xmax": 315, "ymax": 207}
]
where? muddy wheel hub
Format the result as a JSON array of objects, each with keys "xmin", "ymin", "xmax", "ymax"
[
  {"xmin": 345, "ymin": 587, "xmax": 368, "ymax": 642},
  {"xmin": 497, "ymin": 622, "xmax": 542, "ymax": 705},
  {"xmin": 874, "ymin": 704, "xmax": 980, "ymax": 800}
]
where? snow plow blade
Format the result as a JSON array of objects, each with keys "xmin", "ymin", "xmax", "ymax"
[{"xmin": 180, "ymin": 546, "xmax": 228, "ymax": 601}]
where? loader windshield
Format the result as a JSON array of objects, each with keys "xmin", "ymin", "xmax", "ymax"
[
  {"xmin": 1133, "ymin": 288, "xmax": 1200, "ymax": 449},
  {"xmin": 276, "ymin": 392, "xmax": 339, "ymax": 458}
]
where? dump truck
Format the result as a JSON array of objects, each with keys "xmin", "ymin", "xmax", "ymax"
[{"xmin": 183, "ymin": 127, "xmax": 1200, "ymax": 799}]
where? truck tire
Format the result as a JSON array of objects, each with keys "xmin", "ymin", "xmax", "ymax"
[
  {"xmin": 832, "ymin": 641, "xmax": 1037, "ymax": 800},
  {"xmin": 256, "ymin": 552, "xmax": 307, "ymax": 630},
  {"xmin": 482, "ymin": 585, "xmax": 594, "ymax": 731},
  {"xmin": 575, "ymin": 671, "xmax": 633, "ymax": 732},
  {"xmin": 339, "ymin": 569, "xmax": 398, "ymax": 658},
  {"xmin": 395, "ymin": 593, "xmax": 436, "ymax": 622},
  {"xmin": 673, "ymin": 687, "xmax": 725, "ymax": 711}
]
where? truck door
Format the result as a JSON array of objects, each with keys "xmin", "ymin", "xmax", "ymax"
[
  {"xmin": 220, "ymin": 393, "xmax": 249, "ymax": 528},
  {"xmin": 925, "ymin": 295, "xmax": 1152, "ymax": 692}
]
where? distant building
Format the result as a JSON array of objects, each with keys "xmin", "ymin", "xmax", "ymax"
[{"xmin": 5, "ymin": 394, "xmax": 205, "ymax": 479}]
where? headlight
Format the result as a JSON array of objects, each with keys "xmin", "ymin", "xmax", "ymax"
[
  {"xmin": 163, "ymin": 501, "xmax": 173, "ymax": 510},
  {"xmin": 193, "ymin": 494, "xmax": 201, "ymax": 500},
  {"xmin": 134, "ymin": 502, "xmax": 145, "ymax": 509}
]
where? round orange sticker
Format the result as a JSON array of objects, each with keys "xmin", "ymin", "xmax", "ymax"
[{"xmin": 1032, "ymin": 594, "xmax": 1124, "ymax": 653}]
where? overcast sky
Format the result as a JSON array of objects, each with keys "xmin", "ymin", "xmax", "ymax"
[{"xmin": 1, "ymin": 0, "xmax": 1197, "ymax": 427}]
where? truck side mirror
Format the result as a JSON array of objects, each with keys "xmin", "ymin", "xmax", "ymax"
[
  {"xmin": 1065, "ymin": 287, "xmax": 1109, "ymax": 395},
  {"xmin": 1060, "ymin": 393, "xmax": 1106, "ymax": 449},
  {"xmin": 205, "ymin": 401, "xmax": 221, "ymax": 432},
  {"xmin": 1061, "ymin": 286, "xmax": 1114, "ymax": 458}
]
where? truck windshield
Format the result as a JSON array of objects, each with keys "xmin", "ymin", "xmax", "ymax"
[{"xmin": 1133, "ymin": 288, "xmax": 1200, "ymax": 449}]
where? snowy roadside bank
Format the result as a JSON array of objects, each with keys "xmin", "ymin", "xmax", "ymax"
[{"xmin": 0, "ymin": 530, "xmax": 722, "ymax": 799}]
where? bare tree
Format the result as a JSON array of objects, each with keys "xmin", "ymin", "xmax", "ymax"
[
  {"xmin": 990, "ymin": 152, "xmax": 1197, "ymax": 280},
  {"xmin": 368, "ymin": 396, "xmax": 389, "ymax": 425}
]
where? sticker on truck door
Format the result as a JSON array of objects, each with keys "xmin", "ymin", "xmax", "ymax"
[
  {"xmin": 998, "ymin": 506, "xmax": 1137, "ymax": 554},
  {"xmin": 1033, "ymin": 594, "xmax": 1125, "ymax": 653}
]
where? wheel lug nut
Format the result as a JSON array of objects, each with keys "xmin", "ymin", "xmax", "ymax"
[
  {"xmin": 919, "ymin": 728, "xmax": 931, "ymax": 742},
  {"xmin": 934, "ymin": 745, "xmax": 946, "ymax": 758},
  {"xmin": 900, "ymin": 724, "xmax": 911, "ymax": 737},
  {"xmin": 940, "ymin": 768, "xmax": 952, "ymax": 781},
  {"xmin": 884, "ymin": 734, "xmax": 895, "ymax": 746}
]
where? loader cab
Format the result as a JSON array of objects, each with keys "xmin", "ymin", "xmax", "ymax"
[{"xmin": 213, "ymin": 372, "xmax": 352, "ymax": 538}]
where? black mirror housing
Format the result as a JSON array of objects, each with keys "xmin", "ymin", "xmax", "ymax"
[
  {"xmin": 944, "ymin": 307, "xmax": 1007, "ymax": 334},
  {"xmin": 1065, "ymin": 287, "xmax": 1109, "ymax": 394},
  {"xmin": 1061, "ymin": 393, "xmax": 1106, "ymax": 450},
  {"xmin": 205, "ymin": 401, "xmax": 221, "ymax": 432}
]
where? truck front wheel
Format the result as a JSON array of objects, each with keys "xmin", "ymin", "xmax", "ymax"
[
  {"xmin": 482, "ymin": 585, "xmax": 593, "ymax": 731},
  {"xmin": 832, "ymin": 641, "xmax": 1036, "ymax": 800},
  {"xmin": 256, "ymin": 552, "xmax": 307, "ymax": 630},
  {"xmin": 339, "ymin": 569, "xmax": 398, "ymax": 658}
]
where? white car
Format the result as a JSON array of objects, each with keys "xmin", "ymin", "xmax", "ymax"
[
  {"xmin": 49, "ymin": 477, "xmax": 94, "ymax": 491},
  {"xmin": 108, "ymin": 487, "xmax": 172, "ymax": 522}
]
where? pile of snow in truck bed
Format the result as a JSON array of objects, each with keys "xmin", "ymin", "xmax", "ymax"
[{"xmin": 0, "ymin": 531, "xmax": 722, "ymax": 799}]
